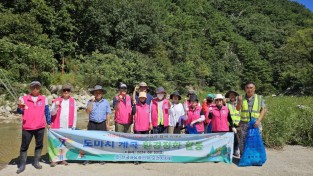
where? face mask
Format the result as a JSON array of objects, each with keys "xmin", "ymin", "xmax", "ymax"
[{"xmin": 157, "ymin": 94, "xmax": 164, "ymax": 100}]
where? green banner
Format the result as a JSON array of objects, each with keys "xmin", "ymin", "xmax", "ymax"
[{"xmin": 48, "ymin": 129, "xmax": 234, "ymax": 163}]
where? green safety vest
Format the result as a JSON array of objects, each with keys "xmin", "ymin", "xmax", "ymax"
[
  {"xmin": 226, "ymin": 103, "xmax": 241, "ymax": 126},
  {"xmin": 240, "ymin": 94, "xmax": 262, "ymax": 122}
]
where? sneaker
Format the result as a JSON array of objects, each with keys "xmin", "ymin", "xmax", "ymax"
[
  {"xmin": 134, "ymin": 161, "xmax": 139, "ymax": 165},
  {"xmin": 99, "ymin": 161, "xmax": 106, "ymax": 165},
  {"xmin": 82, "ymin": 160, "xmax": 91, "ymax": 165}
]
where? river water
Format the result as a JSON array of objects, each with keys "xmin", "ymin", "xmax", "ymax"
[{"xmin": 0, "ymin": 111, "xmax": 90, "ymax": 168}]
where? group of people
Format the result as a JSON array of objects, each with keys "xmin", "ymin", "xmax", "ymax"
[{"xmin": 15, "ymin": 80, "xmax": 266, "ymax": 174}]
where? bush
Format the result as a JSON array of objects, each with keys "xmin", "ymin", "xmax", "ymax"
[{"xmin": 263, "ymin": 96, "xmax": 313, "ymax": 148}]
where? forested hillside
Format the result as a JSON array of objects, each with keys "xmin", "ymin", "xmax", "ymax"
[{"xmin": 1, "ymin": 0, "xmax": 312, "ymax": 95}]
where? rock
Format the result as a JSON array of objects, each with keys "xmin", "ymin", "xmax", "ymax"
[
  {"xmin": 0, "ymin": 106, "xmax": 6, "ymax": 114},
  {"xmin": 47, "ymin": 95, "xmax": 53, "ymax": 100},
  {"xmin": 76, "ymin": 101, "xmax": 86, "ymax": 110},
  {"xmin": 79, "ymin": 89, "xmax": 88, "ymax": 96},
  {"xmin": 73, "ymin": 94, "xmax": 79, "ymax": 100},
  {"xmin": 50, "ymin": 85, "xmax": 62, "ymax": 94},
  {"xmin": 52, "ymin": 94, "xmax": 58, "ymax": 99},
  {"xmin": 80, "ymin": 95, "xmax": 86, "ymax": 100},
  {"xmin": 5, "ymin": 106, "xmax": 12, "ymax": 112},
  {"xmin": 4, "ymin": 110, "xmax": 10, "ymax": 117}
]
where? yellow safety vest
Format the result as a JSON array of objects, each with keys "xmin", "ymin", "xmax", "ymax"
[
  {"xmin": 240, "ymin": 94, "xmax": 262, "ymax": 122},
  {"xmin": 226, "ymin": 103, "xmax": 241, "ymax": 126}
]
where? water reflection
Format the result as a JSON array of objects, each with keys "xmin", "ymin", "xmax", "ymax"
[{"xmin": 0, "ymin": 111, "xmax": 89, "ymax": 167}]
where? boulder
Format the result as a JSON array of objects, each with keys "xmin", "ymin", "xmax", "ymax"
[
  {"xmin": 5, "ymin": 106, "xmax": 12, "ymax": 112},
  {"xmin": 52, "ymin": 94, "xmax": 58, "ymax": 99},
  {"xmin": 50, "ymin": 85, "xmax": 62, "ymax": 94}
]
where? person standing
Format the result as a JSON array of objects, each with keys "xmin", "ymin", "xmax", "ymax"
[
  {"xmin": 150, "ymin": 87, "xmax": 170, "ymax": 134},
  {"xmin": 50, "ymin": 84, "xmax": 77, "ymax": 167},
  {"xmin": 132, "ymin": 92, "xmax": 152, "ymax": 134},
  {"xmin": 132, "ymin": 82, "xmax": 153, "ymax": 105},
  {"xmin": 16, "ymin": 81, "xmax": 51, "ymax": 174},
  {"xmin": 184, "ymin": 95, "xmax": 205, "ymax": 134},
  {"xmin": 168, "ymin": 91, "xmax": 185, "ymax": 134},
  {"xmin": 84, "ymin": 85, "xmax": 111, "ymax": 165},
  {"xmin": 225, "ymin": 89, "xmax": 240, "ymax": 156},
  {"xmin": 236, "ymin": 81, "xmax": 266, "ymax": 156},
  {"xmin": 202, "ymin": 93, "xmax": 215, "ymax": 133},
  {"xmin": 113, "ymin": 83, "xmax": 132, "ymax": 133},
  {"xmin": 208, "ymin": 94, "xmax": 236, "ymax": 134}
]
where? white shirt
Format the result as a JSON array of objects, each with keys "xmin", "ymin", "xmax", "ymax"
[
  {"xmin": 51, "ymin": 99, "xmax": 77, "ymax": 129},
  {"xmin": 169, "ymin": 103, "xmax": 185, "ymax": 126}
]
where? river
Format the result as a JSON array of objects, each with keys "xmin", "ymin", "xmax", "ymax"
[{"xmin": 0, "ymin": 111, "xmax": 90, "ymax": 168}]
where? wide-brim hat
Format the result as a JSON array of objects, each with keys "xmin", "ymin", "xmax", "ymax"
[
  {"xmin": 156, "ymin": 87, "xmax": 166, "ymax": 94},
  {"xmin": 90, "ymin": 85, "xmax": 106, "ymax": 94},
  {"xmin": 170, "ymin": 91, "xmax": 181, "ymax": 100},
  {"xmin": 214, "ymin": 94, "xmax": 224, "ymax": 100},
  {"xmin": 225, "ymin": 89, "xmax": 239, "ymax": 98},
  {"xmin": 189, "ymin": 94, "xmax": 198, "ymax": 102}
]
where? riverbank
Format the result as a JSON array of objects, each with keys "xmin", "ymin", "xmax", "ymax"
[{"xmin": 0, "ymin": 145, "xmax": 312, "ymax": 176}]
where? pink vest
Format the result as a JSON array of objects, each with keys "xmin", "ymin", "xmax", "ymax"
[
  {"xmin": 211, "ymin": 105, "xmax": 229, "ymax": 132},
  {"xmin": 114, "ymin": 95, "xmax": 132, "ymax": 124},
  {"xmin": 203, "ymin": 103, "xmax": 215, "ymax": 125},
  {"xmin": 187, "ymin": 105, "xmax": 204, "ymax": 132},
  {"xmin": 22, "ymin": 95, "xmax": 46, "ymax": 130},
  {"xmin": 51, "ymin": 97, "xmax": 75, "ymax": 129},
  {"xmin": 134, "ymin": 103, "xmax": 150, "ymax": 131},
  {"xmin": 151, "ymin": 98, "xmax": 170, "ymax": 127}
]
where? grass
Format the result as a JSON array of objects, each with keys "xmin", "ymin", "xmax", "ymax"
[{"xmin": 263, "ymin": 96, "xmax": 313, "ymax": 148}]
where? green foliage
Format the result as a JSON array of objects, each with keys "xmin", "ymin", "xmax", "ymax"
[
  {"xmin": 0, "ymin": 0, "xmax": 313, "ymax": 95},
  {"xmin": 0, "ymin": 39, "xmax": 56, "ymax": 86},
  {"xmin": 263, "ymin": 96, "xmax": 313, "ymax": 148}
]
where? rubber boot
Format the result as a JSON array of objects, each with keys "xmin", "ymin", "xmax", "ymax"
[
  {"xmin": 16, "ymin": 152, "xmax": 27, "ymax": 174},
  {"xmin": 33, "ymin": 149, "xmax": 42, "ymax": 169}
]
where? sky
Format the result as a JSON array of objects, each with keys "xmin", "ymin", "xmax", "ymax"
[{"xmin": 292, "ymin": 0, "xmax": 313, "ymax": 12}]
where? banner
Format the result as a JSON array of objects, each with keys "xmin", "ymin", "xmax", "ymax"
[{"xmin": 48, "ymin": 129, "xmax": 234, "ymax": 163}]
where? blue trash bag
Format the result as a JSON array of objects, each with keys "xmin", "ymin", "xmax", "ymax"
[
  {"xmin": 239, "ymin": 119, "xmax": 267, "ymax": 166},
  {"xmin": 186, "ymin": 124, "xmax": 198, "ymax": 134}
]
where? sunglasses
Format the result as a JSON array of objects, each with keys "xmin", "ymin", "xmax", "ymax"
[
  {"xmin": 62, "ymin": 89, "xmax": 71, "ymax": 92},
  {"xmin": 216, "ymin": 99, "xmax": 223, "ymax": 101},
  {"xmin": 31, "ymin": 86, "xmax": 40, "ymax": 90}
]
